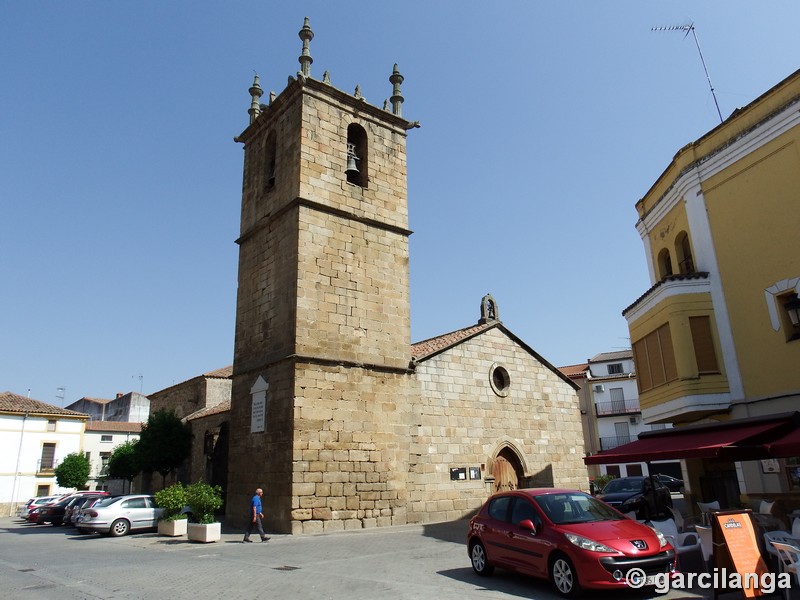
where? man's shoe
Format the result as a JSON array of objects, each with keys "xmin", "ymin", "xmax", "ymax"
[
  {"xmin": 261, "ymin": 536, "xmax": 270, "ymax": 542},
  {"xmin": 243, "ymin": 538, "xmax": 253, "ymax": 543}
]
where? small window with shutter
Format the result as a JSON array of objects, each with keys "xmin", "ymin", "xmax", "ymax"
[{"xmin": 690, "ymin": 316, "xmax": 719, "ymax": 374}]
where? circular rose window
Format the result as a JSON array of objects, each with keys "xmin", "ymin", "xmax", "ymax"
[{"xmin": 489, "ymin": 363, "xmax": 511, "ymax": 397}]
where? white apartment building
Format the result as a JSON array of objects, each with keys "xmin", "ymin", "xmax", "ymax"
[
  {"xmin": 586, "ymin": 352, "xmax": 680, "ymax": 480},
  {"xmin": 83, "ymin": 421, "xmax": 142, "ymax": 494},
  {"xmin": 0, "ymin": 391, "xmax": 89, "ymax": 516}
]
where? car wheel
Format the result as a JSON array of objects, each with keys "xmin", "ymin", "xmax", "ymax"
[
  {"xmin": 469, "ymin": 540, "xmax": 494, "ymax": 576},
  {"xmin": 109, "ymin": 519, "xmax": 130, "ymax": 537},
  {"xmin": 51, "ymin": 519, "xmax": 63, "ymax": 526},
  {"xmin": 551, "ymin": 553, "xmax": 582, "ymax": 598}
]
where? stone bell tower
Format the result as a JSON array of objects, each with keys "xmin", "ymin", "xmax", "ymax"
[{"xmin": 226, "ymin": 18, "xmax": 419, "ymax": 533}]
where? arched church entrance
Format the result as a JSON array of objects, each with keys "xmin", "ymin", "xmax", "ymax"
[{"xmin": 492, "ymin": 447, "xmax": 524, "ymax": 493}]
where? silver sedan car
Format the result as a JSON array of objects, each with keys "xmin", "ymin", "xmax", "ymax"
[{"xmin": 76, "ymin": 494, "xmax": 163, "ymax": 537}]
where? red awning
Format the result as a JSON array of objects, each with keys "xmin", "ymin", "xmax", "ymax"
[
  {"xmin": 584, "ymin": 417, "xmax": 796, "ymax": 465},
  {"xmin": 766, "ymin": 428, "xmax": 800, "ymax": 458}
]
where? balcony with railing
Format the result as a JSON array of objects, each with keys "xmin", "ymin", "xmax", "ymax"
[
  {"xmin": 599, "ymin": 435, "xmax": 633, "ymax": 451},
  {"xmin": 36, "ymin": 458, "xmax": 58, "ymax": 475},
  {"xmin": 596, "ymin": 399, "xmax": 641, "ymax": 416}
]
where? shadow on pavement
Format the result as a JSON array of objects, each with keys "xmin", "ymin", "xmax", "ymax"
[
  {"xmin": 421, "ymin": 517, "xmax": 473, "ymax": 544},
  {"xmin": 437, "ymin": 566, "xmax": 711, "ymax": 600}
]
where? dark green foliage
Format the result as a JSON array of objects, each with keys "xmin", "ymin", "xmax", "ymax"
[
  {"xmin": 185, "ymin": 481, "xmax": 223, "ymax": 524},
  {"xmin": 54, "ymin": 452, "xmax": 90, "ymax": 489},
  {"xmin": 134, "ymin": 409, "xmax": 193, "ymax": 480},
  {"xmin": 107, "ymin": 440, "xmax": 140, "ymax": 492}
]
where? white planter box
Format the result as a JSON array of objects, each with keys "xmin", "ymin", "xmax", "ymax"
[
  {"xmin": 187, "ymin": 522, "xmax": 221, "ymax": 543},
  {"xmin": 157, "ymin": 518, "xmax": 188, "ymax": 537}
]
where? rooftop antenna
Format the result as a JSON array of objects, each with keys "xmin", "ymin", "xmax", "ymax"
[
  {"xmin": 56, "ymin": 387, "xmax": 66, "ymax": 406},
  {"xmin": 133, "ymin": 374, "xmax": 143, "ymax": 394},
  {"xmin": 652, "ymin": 22, "xmax": 723, "ymax": 123}
]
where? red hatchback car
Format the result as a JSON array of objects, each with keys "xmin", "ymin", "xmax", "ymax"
[{"xmin": 467, "ymin": 488, "xmax": 677, "ymax": 598}]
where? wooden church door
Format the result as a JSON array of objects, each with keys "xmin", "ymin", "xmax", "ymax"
[{"xmin": 493, "ymin": 456, "xmax": 518, "ymax": 492}]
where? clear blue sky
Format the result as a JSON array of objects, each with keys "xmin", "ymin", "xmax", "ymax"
[{"xmin": 2, "ymin": 2, "xmax": 798, "ymax": 404}]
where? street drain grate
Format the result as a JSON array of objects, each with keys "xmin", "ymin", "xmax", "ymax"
[{"xmin": 273, "ymin": 565, "xmax": 300, "ymax": 571}]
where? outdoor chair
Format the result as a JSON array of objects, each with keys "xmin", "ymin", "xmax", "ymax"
[
  {"xmin": 695, "ymin": 525, "xmax": 713, "ymax": 570},
  {"xmin": 767, "ymin": 540, "xmax": 800, "ymax": 600},
  {"xmin": 764, "ymin": 530, "xmax": 800, "ymax": 560},
  {"xmin": 754, "ymin": 500, "xmax": 784, "ymax": 532},
  {"xmin": 650, "ymin": 518, "xmax": 702, "ymax": 569},
  {"xmin": 669, "ymin": 506, "xmax": 699, "ymax": 532},
  {"xmin": 697, "ymin": 500, "xmax": 720, "ymax": 525}
]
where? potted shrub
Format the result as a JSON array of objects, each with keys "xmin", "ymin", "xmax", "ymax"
[
  {"xmin": 185, "ymin": 481, "xmax": 224, "ymax": 543},
  {"xmin": 154, "ymin": 482, "xmax": 188, "ymax": 537}
]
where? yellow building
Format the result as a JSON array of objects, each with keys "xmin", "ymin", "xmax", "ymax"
[{"xmin": 623, "ymin": 68, "xmax": 800, "ymax": 510}]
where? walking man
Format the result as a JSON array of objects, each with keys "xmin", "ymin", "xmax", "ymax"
[{"xmin": 243, "ymin": 487, "xmax": 269, "ymax": 543}]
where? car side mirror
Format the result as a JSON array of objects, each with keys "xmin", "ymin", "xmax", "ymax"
[{"xmin": 519, "ymin": 519, "xmax": 537, "ymax": 535}]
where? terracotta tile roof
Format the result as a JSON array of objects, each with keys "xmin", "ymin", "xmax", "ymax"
[
  {"xmin": 589, "ymin": 350, "xmax": 632, "ymax": 363},
  {"xmin": 85, "ymin": 420, "xmax": 143, "ymax": 432},
  {"xmin": 623, "ymin": 272, "xmax": 709, "ymax": 316},
  {"xmin": 203, "ymin": 366, "xmax": 233, "ymax": 378},
  {"xmin": 558, "ymin": 363, "xmax": 589, "ymax": 379},
  {"xmin": 0, "ymin": 391, "xmax": 90, "ymax": 418},
  {"xmin": 150, "ymin": 366, "xmax": 233, "ymax": 397},
  {"xmin": 411, "ymin": 323, "xmax": 495, "ymax": 361},
  {"xmin": 186, "ymin": 400, "xmax": 231, "ymax": 421}
]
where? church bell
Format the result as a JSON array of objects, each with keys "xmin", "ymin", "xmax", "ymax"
[{"xmin": 345, "ymin": 142, "xmax": 359, "ymax": 175}]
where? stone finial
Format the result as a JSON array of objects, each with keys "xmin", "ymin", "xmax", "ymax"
[
  {"xmin": 269, "ymin": 91, "xmax": 276, "ymax": 104},
  {"xmin": 478, "ymin": 294, "xmax": 499, "ymax": 325},
  {"xmin": 248, "ymin": 74, "xmax": 264, "ymax": 124},
  {"xmin": 354, "ymin": 85, "xmax": 362, "ymax": 99},
  {"xmin": 383, "ymin": 99, "xmax": 390, "ymax": 111},
  {"xmin": 389, "ymin": 64, "xmax": 404, "ymax": 117},
  {"xmin": 323, "ymin": 71, "xmax": 331, "ymax": 84},
  {"xmin": 298, "ymin": 17, "xmax": 314, "ymax": 78}
]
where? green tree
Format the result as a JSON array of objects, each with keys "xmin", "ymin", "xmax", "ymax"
[
  {"xmin": 107, "ymin": 440, "xmax": 140, "ymax": 493},
  {"xmin": 134, "ymin": 409, "xmax": 193, "ymax": 487},
  {"xmin": 54, "ymin": 452, "xmax": 90, "ymax": 489}
]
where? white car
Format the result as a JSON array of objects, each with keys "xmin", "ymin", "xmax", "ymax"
[
  {"xmin": 17, "ymin": 496, "xmax": 61, "ymax": 520},
  {"xmin": 76, "ymin": 495, "xmax": 164, "ymax": 537}
]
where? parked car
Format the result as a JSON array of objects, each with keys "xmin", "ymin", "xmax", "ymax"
[
  {"xmin": 64, "ymin": 493, "xmax": 109, "ymax": 526},
  {"xmin": 17, "ymin": 496, "xmax": 61, "ymax": 520},
  {"xmin": 596, "ymin": 476, "xmax": 673, "ymax": 520},
  {"xmin": 467, "ymin": 488, "xmax": 676, "ymax": 597},
  {"xmin": 77, "ymin": 495, "xmax": 163, "ymax": 537},
  {"xmin": 653, "ymin": 474, "xmax": 685, "ymax": 493},
  {"xmin": 38, "ymin": 491, "xmax": 109, "ymax": 526},
  {"xmin": 27, "ymin": 505, "xmax": 48, "ymax": 523}
]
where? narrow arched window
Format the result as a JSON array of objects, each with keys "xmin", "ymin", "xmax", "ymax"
[
  {"xmin": 675, "ymin": 232, "xmax": 695, "ymax": 275},
  {"xmin": 264, "ymin": 131, "xmax": 277, "ymax": 190},
  {"xmin": 658, "ymin": 248, "xmax": 673, "ymax": 279},
  {"xmin": 345, "ymin": 123, "xmax": 368, "ymax": 187}
]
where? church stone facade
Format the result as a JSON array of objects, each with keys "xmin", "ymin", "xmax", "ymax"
[{"xmin": 225, "ymin": 20, "xmax": 586, "ymax": 534}]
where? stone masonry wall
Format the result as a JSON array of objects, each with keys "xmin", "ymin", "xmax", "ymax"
[
  {"xmin": 149, "ymin": 380, "xmax": 204, "ymax": 420},
  {"xmin": 408, "ymin": 328, "xmax": 587, "ymax": 523},
  {"xmin": 226, "ymin": 364, "xmax": 295, "ymax": 533},
  {"xmin": 290, "ymin": 363, "xmax": 414, "ymax": 534}
]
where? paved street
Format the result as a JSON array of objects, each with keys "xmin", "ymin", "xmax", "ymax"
[{"xmin": 0, "ymin": 517, "xmax": 710, "ymax": 600}]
